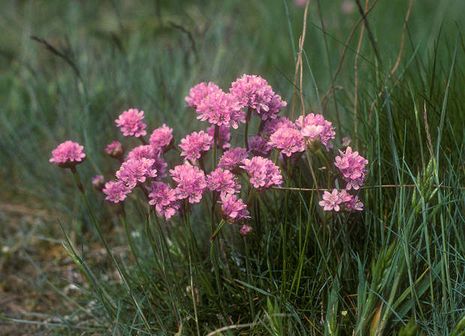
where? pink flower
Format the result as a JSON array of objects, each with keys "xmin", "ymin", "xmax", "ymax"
[
  {"xmin": 268, "ymin": 127, "xmax": 305, "ymax": 157},
  {"xmin": 126, "ymin": 145, "xmax": 168, "ymax": 177},
  {"xmin": 262, "ymin": 117, "xmax": 296, "ymax": 137},
  {"xmin": 115, "ymin": 108, "xmax": 147, "ymax": 137},
  {"xmin": 207, "ymin": 168, "xmax": 240, "ymax": 195},
  {"xmin": 149, "ymin": 124, "xmax": 173, "ymax": 151},
  {"xmin": 319, "ymin": 189, "xmax": 364, "ymax": 212},
  {"xmin": 239, "ymin": 224, "xmax": 253, "ymax": 236},
  {"xmin": 207, "ymin": 125, "xmax": 231, "ymax": 150},
  {"xmin": 218, "ymin": 147, "xmax": 248, "ymax": 171},
  {"xmin": 179, "ymin": 131, "xmax": 213, "ymax": 162},
  {"xmin": 319, "ymin": 189, "xmax": 351, "ymax": 212},
  {"xmin": 103, "ymin": 180, "xmax": 131, "ymax": 203},
  {"xmin": 105, "ymin": 140, "xmax": 124, "ymax": 158},
  {"xmin": 170, "ymin": 163, "xmax": 207, "ymax": 204},
  {"xmin": 346, "ymin": 194, "xmax": 364, "ymax": 212},
  {"xmin": 241, "ymin": 156, "xmax": 283, "ymax": 189},
  {"xmin": 149, "ymin": 182, "xmax": 179, "ymax": 219},
  {"xmin": 220, "ymin": 193, "xmax": 250, "ymax": 222},
  {"xmin": 92, "ymin": 175, "xmax": 105, "ymax": 190},
  {"xmin": 248, "ymin": 135, "xmax": 272, "ymax": 157},
  {"xmin": 196, "ymin": 90, "xmax": 245, "ymax": 128},
  {"xmin": 116, "ymin": 158, "xmax": 157, "ymax": 188},
  {"xmin": 334, "ymin": 146, "xmax": 368, "ymax": 190},
  {"xmin": 295, "ymin": 113, "xmax": 335, "ymax": 149},
  {"xmin": 230, "ymin": 74, "xmax": 287, "ymax": 120},
  {"xmin": 50, "ymin": 141, "xmax": 86, "ymax": 168},
  {"xmin": 185, "ymin": 82, "xmax": 222, "ymax": 109}
]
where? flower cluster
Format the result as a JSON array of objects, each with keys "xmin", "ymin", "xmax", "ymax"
[
  {"xmin": 334, "ymin": 147, "xmax": 368, "ymax": 190},
  {"xmin": 319, "ymin": 189, "xmax": 363, "ymax": 212},
  {"xmin": 115, "ymin": 108, "xmax": 147, "ymax": 137},
  {"xmin": 170, "ymin": 163, "xmax": 207, "ymax": 204},
  {"xmin": 295, "ymin": 113, "xmax": 336, "ymax": 149},
  {"xmin": 49, "ymin": 141, "xmax": 86, "ymax": 168},
  {"xmin": 179, "ymin": 131, "xmax": 213, "ymax": 162},
  {"xmin": 241, "ymin": 156, "xmax": 283, "ymax": 190},
  {"xmin": 230, "ymin": 74, "xmax": 286, "ymax": 120},
  {"xmin": 51, "ymin": 73, "xmax": 368, "ymax": 234}
]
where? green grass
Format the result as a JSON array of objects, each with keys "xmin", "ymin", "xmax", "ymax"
[{"xmin": 1, "ymin": 0, "xmax": 465, "ymax": 334}]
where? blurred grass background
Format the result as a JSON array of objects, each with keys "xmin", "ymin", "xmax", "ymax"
[{"xmin": 1, "ymin": 0, "xmax": 465, "ymax": 334}]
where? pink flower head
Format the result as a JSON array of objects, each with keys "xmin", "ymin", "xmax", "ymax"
[
  {"xmin": 268, "ymin": 127, "xmax": 305, "ymax": 157},
  {"xmin": 149, "ymin": 124, "xmax": 173, "ymax": 152},
  {"xmin": 207, "ymin": 125, "xmax": 231, "ymax": 150},
  {"xmin": 50, "ymin": 141, "xmax": 86, "ymax": 168},
  {"xmin": 241, "ymin": 156, "xmax": 283, "ymax": 189},
  {"xmin": 218, "ymin": 147, "xmax": 248, "ymax": 171},
  {"xmin": 127, "ymin": 145, "xmax": 168, "ymax": 178},
  {"xmin": 115, "ymin": 108, "xmax": 147, "ymax": 137},
  {"xmin": 170, "ymin": 163, "xmax": 206, "ymax": 204},
  {"xmin": 220, "ymin": 193, "xmax": 250, "ymax": 223},
  {"xmin": 105, "ymin": 140, "xmax": 124, "ymax": 158},
  {"xmin": 230, "ymin": 74, "xmax": 287, "ymax": 120},
  {"xmin": 179, "ymin": 130, "xmax": 213, "ymax": 162},
  {"xmin": 207, "ymin": 168, "xmax": 240, "ymax": 195},
  {"xmin": 185, "ymin": 82, "xmax": 222, "ymax": 109},
  {"xmin": 92, "ymin": 175, "xmax": 105, "ymax": 190},
  {"xmin": 248, "ymin": 135, "xmax": 272, "ymax": 157},
  {"xmin": 196, "ymin": 90, "xmax": 245, "ymax": 128},
  {"xmin": 149, "ymin": 182, "xmax": 179, "ymax": 219},
  {"xmin": 346, "ymin": 194, "xmax": 364, "ymax": 212},
  {"xmin": 239, "ymin": 224, "xmax": 253, "ymax": 236},
  {"xmin": 295, "ymin": 113, "xmax": 336, "ymax": 149},
  {"xmin": 103, "ymin": 180, "xmax": 131, "ymax": 203},
  {"xmin": 319, "ymin": 189, "xmax": 351, "ymax": 212},
  {"xmin": 262, "ymin": 117, "xmax": 296, "ymax": 137},
  {"xmin": 116, "ymin": 158, "xmax": 157, "ymax": 188},
  {"xmin": 334, "ymin": 146, "xmax": 368, "ymax": 190}
]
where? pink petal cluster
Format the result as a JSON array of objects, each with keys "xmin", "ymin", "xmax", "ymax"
[
  {"xmin": 230, "ymin": 74, "xmax": 287, "ymax": 120},
  {"xmin": 103, "ymin": 180, "xmax": 131, "ymax": 203},
  {"xmin": 195, "ymin": 90, "xmax": 245, "ymax": 128},
  {"xmin": 262, "ymin": 117, "xmax": 296, "ymax": 137},
  {"xmin": 50, "ymin": 141, "xmax": 86, "ymax": 168},
  {"xmin": 185, "ymin": 82, "xmax": 221, "ymax": 109},
  {"xmin": 149, "ymin": 182, "xmax": 179, "ymax": 219},
  {"xmin": 268, "ymin": 127, "xmax": 305, "ymax": 157},
  {"xmin": 207, "ymin": 125, "xmax": 231, "ymax": 150},
  {"xmin": 105, "ymin": 140, "xmax": 124, "ymax": 158},
  {"xmin": 334, "ymin": 146, "xmax": 368, "ymax": 190},
  {"xmin": 220, "ymin": 193, "xmax": 250, "ymax": 222},
  {"xmin": 239, "ymin": 224, "xmax": 253, "ymax": 236},
  {"xmin": 115, "ymin": 108, "xmax": 147, "ymax": 137},
  {"xmin": 295, "ymin": 113, "xmax": 336, "ymax": 149},
  {"xmin": 319, "ymin": 189, "xmax": 363, "ymax": 212},
  {"xmin": 218, "ymin": 147, "xmax": 248, "ymax": 171},
  {"xmin": 170, "ymin": 163, "xmax": 206, "ymax": 204},
  {"xmin": 127, "ymin": 145, "xmax": 167, "ymax": 177},
  {"xmin": 319, "ymin": 189, "xmax": 351, "ymax": 212},
  {"xmin": 149, "ymin": 124, "xmax": 173, "ymax": 151},
  {"xmin": 248, "ymin": 136, "xmax": 272, "ymax": 157},
  {"xmin": 241, "ymin": 156, "xmax": 283, "ymax": 189},
  {"xmin": 207, "ymin": 168, "xmax": 240, "ymax": 195},
  {"xmin": 179, "ymin": 131, "xmax": 213, "ymax": 162},
  {"xmin": 116, "ymin": 158, "xmax": 157, "ymax": 188}
]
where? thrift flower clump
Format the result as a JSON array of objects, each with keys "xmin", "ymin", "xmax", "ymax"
[
  {"xmin": 51, "ymin": 73, "xmax": 369, "ymax": 236},
  {"xmin": 115, "ymin": 108, "xmax": 147, "ymax": 137},
  {"xmin": 50, "ymin": 141, "xmax": 86, "ymax": 168}
]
